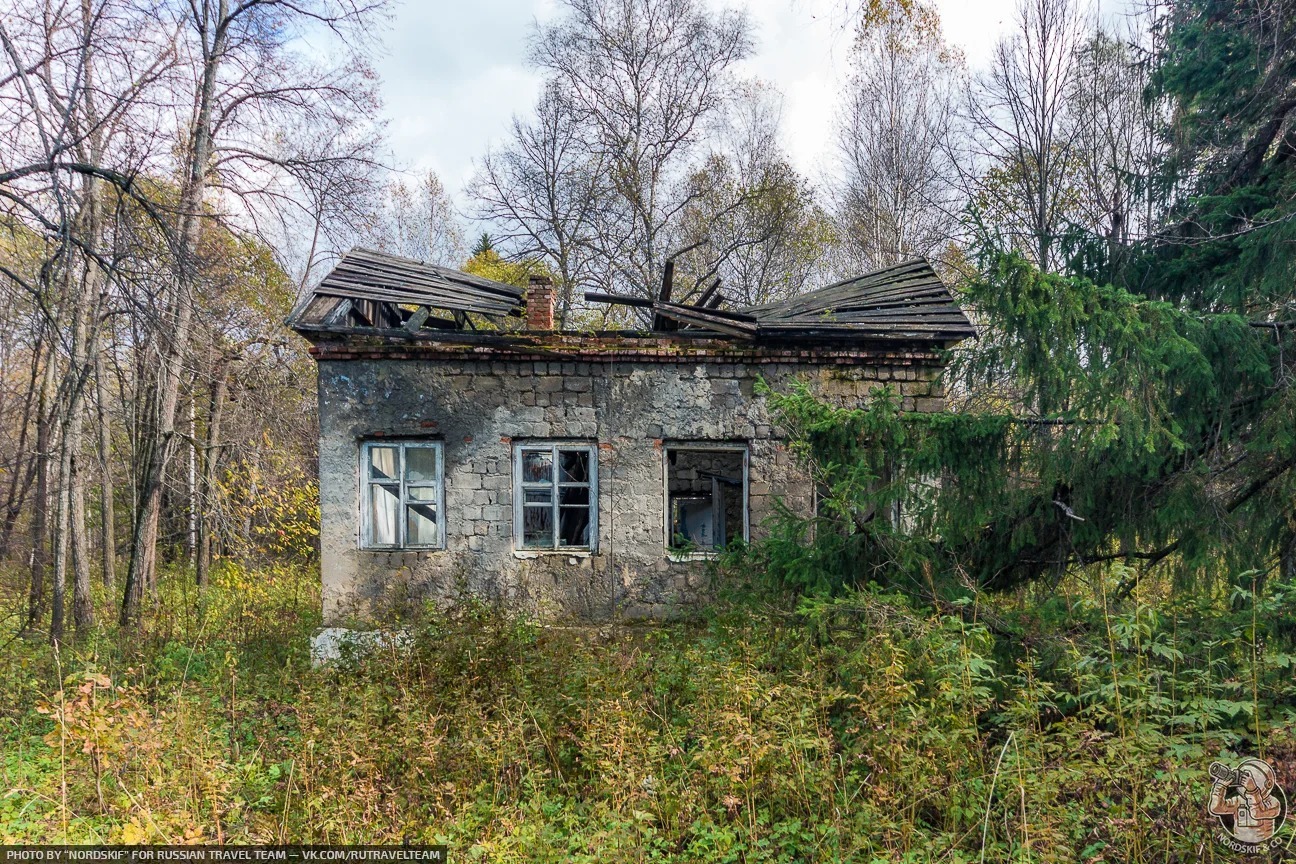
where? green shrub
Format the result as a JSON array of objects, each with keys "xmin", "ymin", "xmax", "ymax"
[{"xmin": 1, "ymin": 562, "xmax": 1293, "ymax": 860}]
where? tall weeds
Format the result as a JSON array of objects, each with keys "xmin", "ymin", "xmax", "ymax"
[{"xmin": 1, "ymin": 562, "xmax": 1293, "ymax": 860}]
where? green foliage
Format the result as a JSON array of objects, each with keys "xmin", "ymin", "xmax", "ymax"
[
  {"xmin": 3, "ymin": 564, "xmax": 1292, "ymax": 860},
  {"xmin": 1143, "ymin": 0, "xmax": 1296, "ymax": 310},
  {"xmin": 787, "ymin": 0, "xmax": 1296, "ymax": 603},
  {"xmin": 755, "ymin": 251, "xmax": 1294, "ymax": 595},
  {"xmin": 462, "ymin": 249, "xmax": 550, "ymax": 289}
]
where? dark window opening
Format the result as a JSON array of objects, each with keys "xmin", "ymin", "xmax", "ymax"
[{"xmin": 665, "ymin": 446, "xmax": 747, "ymax": 553}]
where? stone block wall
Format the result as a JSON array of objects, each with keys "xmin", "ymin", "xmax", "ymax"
[{"xmin": 312, "ymin": 338, "xmax": 946, "ymax": 623}]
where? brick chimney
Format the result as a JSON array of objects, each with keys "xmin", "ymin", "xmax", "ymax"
[{"xmin": 526, "ymin": 275, "xmax": 556, "ymax": 330}]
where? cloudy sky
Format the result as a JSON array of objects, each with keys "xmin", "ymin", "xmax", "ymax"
[{"xmin": 370, "ymin": 0, "xmax": 1051, "ymax": 208}]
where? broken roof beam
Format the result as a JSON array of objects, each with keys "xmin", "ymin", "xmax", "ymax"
[
  {"xmin": 651, "ymin": 239, "xmax": 710, "ymax": 332},
  {"xmin": 693, "ymin": 278, "xmax": 722, "ymax": 309},
  {"xmin": 584, "ymin": 292, "xmax": 757, "ymax": 338},
  {"xmin": 583, "ymin": 292, "xmax": 659, "ymax": 331},
  {"xmin": 652, "ymin": 258, "xmax": 677, "ymax": 331},
  {"xmin": 585, "ymin": 292, "xmax": 654, "ymax": 309},
  {"xmin": 653, "ymin": 302, "xmax": 756, "ymax": 339}
]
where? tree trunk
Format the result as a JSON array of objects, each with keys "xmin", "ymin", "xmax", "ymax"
[
  {"xmin": 121, "ymin": 0, "xmax": 228, "ymax": 625},
  {"xmin": 27, "ymin": 332, "xmax": 56, "ymax": 630},
  {"xmin": 71, "ymin": 451, "xmax": 93, "ymax": 630},
  {"xmin": 52, "ymin": 261, "xmax": 94, "ymax": 644},
  {"xmin": 95, "ymin": 348, "xmax": 116, "ymax": 588},
  {"xmin": 0, "ymin": 332, "xmax": 44, "ymax": 558},
  {"xmin": 186, "ymin": 384, "xmax": 197, "ymax": 566},
  {"xmin": 196, "ymin": 356, "xmax": 230, "ymax": 587}
]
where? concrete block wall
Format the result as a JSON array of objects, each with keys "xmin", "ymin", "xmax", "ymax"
[{"xmin": 313, "ymin": 342, "xmax": 945, "ymax": 623}]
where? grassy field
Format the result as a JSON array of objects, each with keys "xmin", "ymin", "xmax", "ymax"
[{"xmin": 2, "ymin": 562, "xmax": 1294, "ymax": 861}]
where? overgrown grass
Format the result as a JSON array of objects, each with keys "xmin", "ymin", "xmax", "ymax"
[{"xmin": 1, "ymin": 562, "xmax": 1294, "ymax": 861}]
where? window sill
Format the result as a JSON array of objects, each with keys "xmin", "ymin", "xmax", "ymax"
[
  {"xmin": 666, "ymin": 550, "xmax": 720, "ymax": 562},
  {"xmin": 513, "ymin": 549, "xmax": 595, "ymax": 560},
  {"xmin": 359, "ymin": 546, "xmax": 445, "ymax": 554}
]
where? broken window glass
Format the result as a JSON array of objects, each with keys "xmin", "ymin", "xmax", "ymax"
[
  {"xmin": 559, "ymin": 486, "xmax": 589, "ymax": 507},
  {"xmin": 665, "ymin": 446, "xmax": 747, "ymax": 553},
  {"xmin": 560, "ymin": 450, "xmax": 590, "ymax": 482},
  {"xmin": 516, "ymin": 443, "xmax": 597, "ymax": 550},
  {"xmin": 558, "ymin": 504, "xmax": 590, "ymax": 547},
  {"xmin": 362, "ymin": 441, "xmax": 443, "ymax": 549}
]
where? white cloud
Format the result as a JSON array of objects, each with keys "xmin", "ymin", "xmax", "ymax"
[
  {"xmin": 374, "ymin": 0, "xmax": 551, "ymax": 198},
  {"xmin": 375, "ymin": 0, "xmax": 1046, "ymax": 212}
]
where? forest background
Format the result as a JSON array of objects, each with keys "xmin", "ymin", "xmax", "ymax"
[{"xmin": 2, "ymin": 0, "xmax": 1295, "ymax": 859}]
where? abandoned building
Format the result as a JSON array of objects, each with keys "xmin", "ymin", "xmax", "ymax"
[{"xmin": 288, "ymin": 248, "xmax": 976, "ymax": 624}]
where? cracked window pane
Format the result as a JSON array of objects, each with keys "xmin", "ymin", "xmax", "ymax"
[
  {"xmin": 559, "ymin": 506, "xmax": 590, "ymax": 547},
  {"xmin": 560, "ymin": 450, "xmax": 590, "ymax": 483},
  {"xmin": 524, "ymin": 488, "xmax": 553, "ymax": 504},
  {"xmin": 559, "ymin": 486, "xmax": 589, "ymax": 507}
]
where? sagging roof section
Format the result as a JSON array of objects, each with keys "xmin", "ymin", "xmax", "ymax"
[
  {"xmin": 743, "ymin": 258, "xmax": 978, "ymax": 341},
  {"xmin": 288, "ymin": 248, "xmax": 975, "ymax": 345},
  {"xmin": 290, "ymin": 247, "xmax": 525, "ymax": 331}
]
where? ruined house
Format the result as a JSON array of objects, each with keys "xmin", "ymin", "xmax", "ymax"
[{"xmin": 288, "ymin": 248, "xmax": 975, "ymax": 625}]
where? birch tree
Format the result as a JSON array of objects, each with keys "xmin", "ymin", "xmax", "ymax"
[
  {"xmin": 832, "ymin": 2, "xmax": 962, "ymax": 272},
  {"xmin": 529, "ymin": 0, "xmax": 753, "ymax": 299},
  {"xmin": 468, "ymin": 84, "xmax": 604, "ymax": 326},
  {"xmin": 0, "ymin": 0, "xmax": 175, "ymax": 640},
  {"xmin": 673, "ymin": 84, "xmax": 835, "ymax": 306},
  {"xmin": 120, "ymin": 0, "xmax": 388, "ymax": 624},
  {"xmin": 964, "ymin": 0, "xmax": 1085, "ymax": 272}
]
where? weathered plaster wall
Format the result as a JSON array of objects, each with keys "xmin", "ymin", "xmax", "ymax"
[{"xmin": 314, "ymin": 342, "xmax": 944, "ymax": 624}]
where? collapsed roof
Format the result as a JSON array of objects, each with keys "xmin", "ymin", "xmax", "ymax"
[{"xmin": 288, "ymin": 247, "xmax": 976, "ymax": 345}]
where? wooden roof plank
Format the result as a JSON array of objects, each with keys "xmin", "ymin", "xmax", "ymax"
[
  {"xmin": 656, "ymin": 306, "xmax": 757, "ymax": 339},
  {"xmin": 344, "ymin": 248, "xmax": 525, "ymax": 300},
  {"xmin": 315, "ymin": 283, "xmax": 514, "ymax": 313},
  {"xmin": 323, "ymin": 266, "xmax": 519, "ymax": 306},
  {"xmin": 290, "ymin": 251, "xmax": 976, "ymax": 345}
]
